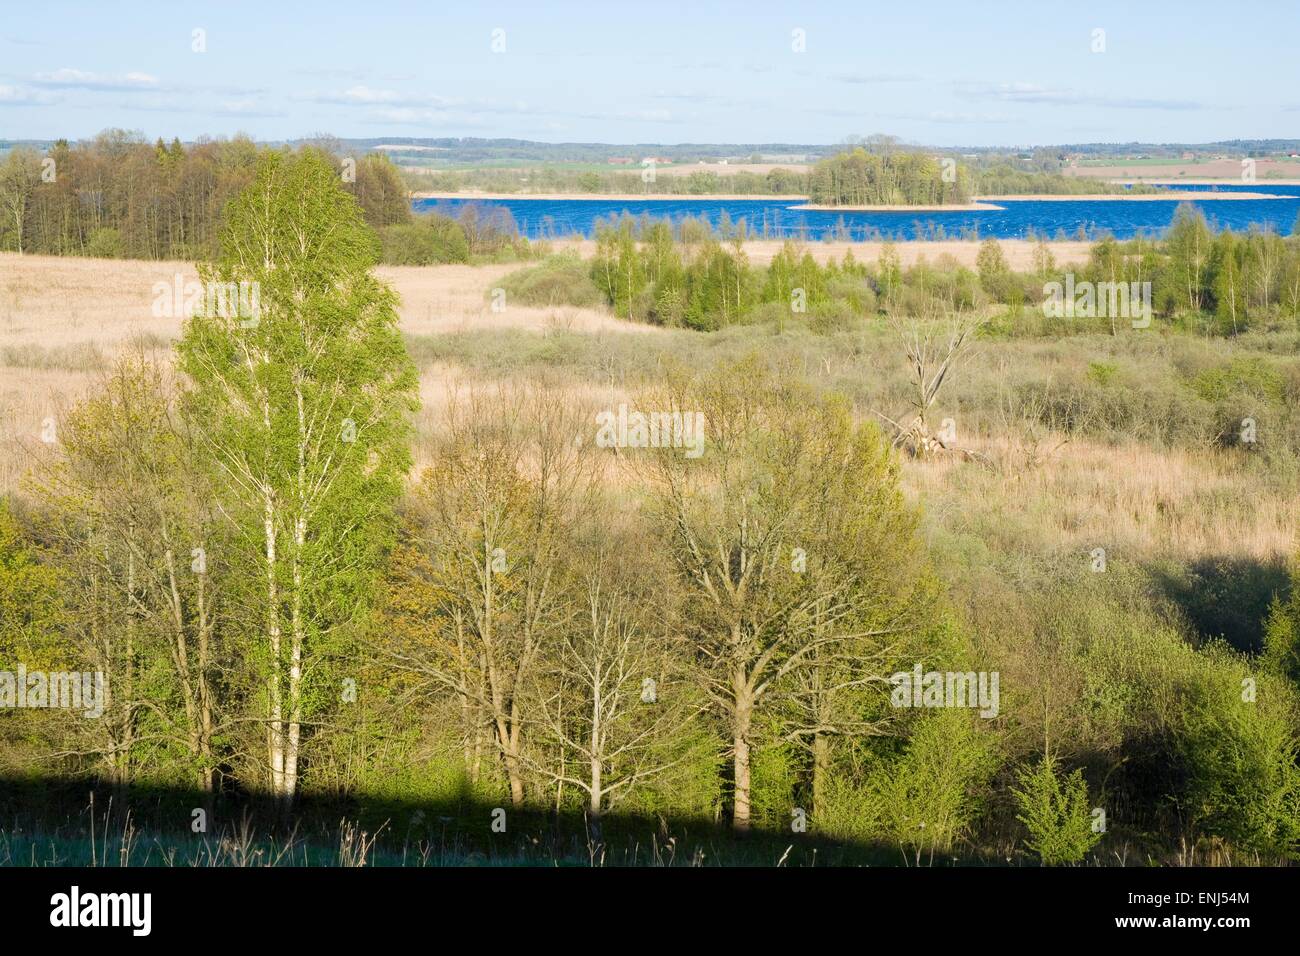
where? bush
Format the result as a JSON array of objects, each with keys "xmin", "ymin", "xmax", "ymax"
[
  {"xmin": 1190, "ymin": 356, "xmax": 1287, "ymax": 406},
  {"xmin": 1187, "ymin": 356, "xmax": 1289, "ymax": 449},
  {"xmin": 1012, "ymin": 754, "xmax": 1101, "ymax": 865},
  {"xmin": 1264, "ymin": 592, "xmax": 1300, "ymax": 686},
  {"xmin": 808, "ymin": 299, "xmax": 859, "ymax": 335},
  {"xmin": 495, "ymin": 253, "xmax": 603, "ymax": 308},
  {"xmin": 84, "ymin": 228, "xmax": 123, "ymax": 258},
  {"xmin": 868, "ymin": 710, "xmax": 999, "ymax": 859},
  {"xmin": 379, "ymin": 215, "xmax": 470, "ymax": 265},
  {"xmin": 1173, "ymin": 657, "xmax": 1300, "ymax": 856}
]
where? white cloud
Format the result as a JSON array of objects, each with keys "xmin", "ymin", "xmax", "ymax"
[
  {"xmin": 33, "ymin": 68, "xmax": 160, "ymax": 91},
  {"xmin": 214, "ymin": 99, "xmax": 285, "ymax": 118},
  {"xmin": 832, "ymin": 72, "xmax": 921, "ymax": 84}
]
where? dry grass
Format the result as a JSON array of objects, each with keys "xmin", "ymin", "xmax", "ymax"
[
  {"xmin": 0, "ymin": 249, "xmax": 649, "ymax": 494},
  {"xmin": 0, "ymin": 367, "xmax": 97, "ymax": 493},
  {"xmin": 0, "ymin": 254, "xmax": 643, "ymax": 354},
  {"xmin": 0, "ymin": 254, "xmax": 189, "ymax": 350},
  {"xmin": 552, "ymin": 238, "xmax": 1092, "ymax": 269},
  {"xmin": 3, "ymin": 251, "xmax": 1295, "ymax": 580},
  {"xmin": 375, "ymin": 262, "xmax": 656, "ymax": 337},
  {"xmin": 1065, "ymin": 158, "xmax": 1300, "ymax": 181},
  {"xmin": 906, "ymin": 432, "xmax": 1297, "ymax": 568}
]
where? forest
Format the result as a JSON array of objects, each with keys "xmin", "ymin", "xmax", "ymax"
[{"xmin": 0, "ymin": 130, "xmax": 531, "ymax": 264}]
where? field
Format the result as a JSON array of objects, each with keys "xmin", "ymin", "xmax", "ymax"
[
  {"xmin": 1067, "ymin": 158, "xmax": 1300, "ymax": 181},
  {"xmin": 1, "ymin": 240, "xmax": 1102, "ymax": 486},
  {"xmin": 3, "ymin": 238, "xmax": 1293, "ymax": 567}
]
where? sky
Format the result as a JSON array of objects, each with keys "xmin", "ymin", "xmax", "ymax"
[{"xmin": 1, "ymin": 0, "xmax": 1296, "ymax": 147}]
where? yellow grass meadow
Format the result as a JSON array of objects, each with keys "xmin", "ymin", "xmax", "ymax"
[{"xmin": 3, "ymin": 246, "xmax": 1292, "ymax": 574}]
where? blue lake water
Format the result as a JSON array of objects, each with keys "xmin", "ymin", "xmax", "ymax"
[{"xmin": 414, "ymin": 183, "xmax": 1300, "ymax": 242}]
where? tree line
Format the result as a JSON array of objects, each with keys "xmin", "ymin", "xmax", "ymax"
[
  {"xmin": 807, "ymin": 148, "xmax": 975, "ymax": 206},
  {"xmin": 0, "ymin": 129, "xmax": 531, "ymax": 265},
  {"xmin": 0, "ymin": 131, "xmax": 1194, "ymax": 257},
  {"xmin": 498, "ymin": 205, "xmax": 1300, "ymax": 336}
]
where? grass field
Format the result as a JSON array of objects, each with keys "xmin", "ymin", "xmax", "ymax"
[
  {"xmin": 5, "ymin": 241, "xmax": 1294, "ymax": 584},
  {"xmin": 1067, "ymin": 158, "xmax": 1300, "ymax": 181},
  {"xmin": 3, "ymin": 243, "xmax": 1292, "ymax": 558}
]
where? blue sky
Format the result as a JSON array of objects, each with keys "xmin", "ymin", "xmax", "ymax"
[{"xmin": 1, "ymin": 0, "xmax": 1296, "ymax": 146}]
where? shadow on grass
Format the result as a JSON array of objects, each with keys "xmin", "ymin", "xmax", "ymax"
[{"xmin": 0, "ymin": 774, "xmax": 933, "ymax": 867}]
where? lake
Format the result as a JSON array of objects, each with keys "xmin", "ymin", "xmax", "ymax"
[{"xmin": 414, "ymin": 183, "xmax": 1300, "ymax": 242}]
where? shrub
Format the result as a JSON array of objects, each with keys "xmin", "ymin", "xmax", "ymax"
[
  {"xmin": 808, "ymin": 299, "xmax": 859, "ymax": 335},
  {"xmin": 1012, "ymin": 753, "xmax": 1101, "ymax": 865},
  {"xmin": 869, "ymin": 710, "xmax": 999, "ymax": 859},
  {"xmin": 84, "ymin": 228, "xmax": 123, "ymax": 258},
  {"xmin": 1173, "ymin": 656, "xmax": 1300, "ymax": 856},
  {"xmin": 1086, "ymin": 361, "xmax": 1118, "ymax": 386},
  {"xmin": 1190, "ymin": 356, "xmax": 1287, "ymax": 405},
  {"xmin": 496, "ymin": 253, "xmax": 603, "ymax": 308},
  {"xmin": 379, "ymin": 215, "xmax": 470, "ymax": 265},
  {"xmin": 1264, "ymin": 591, "xmax": 1300, "ymax": 686}
]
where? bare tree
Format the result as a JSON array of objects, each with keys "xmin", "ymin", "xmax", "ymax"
[
  {"xmin": 392, "ymin": 384, "xmax": 597, "ymax": 808},
  {"xmin": 883, "ymin": 306, "xmax": 983, "ymax": 457},
  {"xmin": 34, "ymin": 357, "xmax": 227, "ymax": 792},
  {"xmin": 526, "ymin": 542, "xmax": 700, "ymax": 832}
]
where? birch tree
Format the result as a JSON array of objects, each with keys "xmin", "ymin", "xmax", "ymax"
[
  {"xmin": 0, "ymin": 148, "xmax": 41, "ymax": 253},
  {"xmin": 177, "ymin": 149, "xmax": 416, "ymax": 804}
]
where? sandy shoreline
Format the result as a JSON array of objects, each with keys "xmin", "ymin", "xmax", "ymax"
[
  {"xmin": 991, "ymin": 191, "xmax": 1293, "ymax": 202},
  {"xmin": 791, "ymin": 201, "xmax": 1004, "ymax": 212},
  {"xmin": 1112, "ymin": 179, "xmax": 1300, "ymax": 187},
  {"xmin": 413, "ymin": 191, "xmax": 808, "ymax": 202},
  {"xmin": 414, "ymin": 190, "xmax": 1293, "ymax": 206}
]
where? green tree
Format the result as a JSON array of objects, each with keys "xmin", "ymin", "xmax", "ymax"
[
  {"xmin": 976, "ymin": 239, "xmax": 1010, "ymax": 298},
  {"xmin": 1164, "ymin": 203, "xmax": 1213, "ymax": 314},
  {"xmin": 0, "ymin": 147, "xmax": 42, "ymax": 253},
  {"xmin": 1012, "ymin": 752, "xmax": 1101, "ymax": 865},
  {"xmin": 177, "ymin": 148, "xmax": 417, "ymax": 804},
  {"xmin": 644, "ymin": 357, "xmax": 934, "ymax": 829},
  {"xmin": 0, "ymin": 499, "xmax": 65, "ymax": 770},
  {"xmin": 0, "ymin": 500, "xmax": 63, "ymax": 668},
  {"xmin": 808, "ymin": 148, "xmax": 971, "ymax": 206},
  {"xmin": 1212, "ymin": 231, "xmax": 1246, "ymax": 333},
  {"xmin": 350, "ymin": 153, "xmax": 413, "ymax": 228}
]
